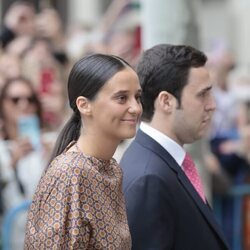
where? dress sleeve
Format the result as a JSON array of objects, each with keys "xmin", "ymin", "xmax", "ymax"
[
  {"xmin": 26, "ymin": 163, "xmax": 93, "ymax": 249},
  {"xmin": 62, "ymin": 174, "xmax": 92, "ymax": 249}
]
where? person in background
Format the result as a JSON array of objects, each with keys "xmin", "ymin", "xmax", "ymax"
[
  {"xmin": 35, "ymin": 7, "xmax": 68, "ymax": 66},
  {"xmin": 120, "ymin": 44, "xmax": 229, "ymax": 250},
  {"xmin": 21, "ymin": 37, "xmax": 68, "ymax": 131},
  {"xmin": 0, "ymin": 76, "xmax": 45, "ymax": 249},
  {"xmin": 0, "ymin": 1, "xmax": 35, "ymax": 49},
  {"xmin": 0, "ymin": 2, "xmax": 68, "ymax": 65},
  {"xmin": 207, "ymin": 43, "xmax": 250, "ymax": 248},
  {"xmin": 0, "ymin": 53, "xmax": 22, "ymax": 80},
  {"xmin": 24, "ymin": 53, "xmax": 142, "ymax": 249}
]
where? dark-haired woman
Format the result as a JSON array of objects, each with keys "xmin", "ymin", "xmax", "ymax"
[
  {"xmin": 0, "ymin": 76, "xmax": 44, "ymax": 249},
  {"xmin": 24, "ymin": 54, "xmax": 142, "ymax": 249}
]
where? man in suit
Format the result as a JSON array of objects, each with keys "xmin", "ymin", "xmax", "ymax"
[{"xmin": 120, "ymin": 44, "xmax": 230, "ymax": 250}]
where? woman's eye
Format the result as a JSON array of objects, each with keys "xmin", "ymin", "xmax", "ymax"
[
  {"xmin": 136, "ymin": 95, "xmax": 142, "ymax": 103},
  {"xmin": 117, "ymin": 95, "xmax": 127, "ymax": 103}
]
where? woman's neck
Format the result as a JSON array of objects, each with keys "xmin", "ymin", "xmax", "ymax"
[{"xmin": 77, "ymin": 133, "xmax": 119, "ymax": 160}]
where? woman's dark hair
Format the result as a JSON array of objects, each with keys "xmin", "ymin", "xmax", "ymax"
[
  {"xmin": 48, "ymin": 53, "xmax": 131, "ymax": 165},
  {"xmin": 0, "ymin": 76, "xmax": 42, "ymax": 139}
]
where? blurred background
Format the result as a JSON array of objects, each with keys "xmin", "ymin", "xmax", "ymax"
[{"xmin": 0, "ymin": 0, "xmax": 250, "ymax": 249}]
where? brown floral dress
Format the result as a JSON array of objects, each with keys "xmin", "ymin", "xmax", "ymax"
[{"xmin": 24, "ymin": 143, "xmax": 131, "ymax": 249}]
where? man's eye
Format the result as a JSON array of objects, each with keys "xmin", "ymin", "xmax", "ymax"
[{"xmin": 199, "ymin": 91, "xmax": 207, "ymax": 97}]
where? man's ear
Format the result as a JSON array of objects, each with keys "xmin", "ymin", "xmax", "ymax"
[
  {"xmin": 157, "ymin": 91, "xmax": 175, "ymax": 112},
  {"xmin": 76, "ymin": 96, "xmax": 92, "ymax": 116}
]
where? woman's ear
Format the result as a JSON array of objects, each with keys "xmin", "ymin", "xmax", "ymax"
[
  {"xmin": 157, "ymin": 91, "xmax": 175, "ymax": 113},
  {"xmin": 76, "ymin": 96, "xmax": 92, "ymax": 116}
]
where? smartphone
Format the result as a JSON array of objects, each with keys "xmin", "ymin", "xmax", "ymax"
[{"xmin": 17, "ymin": 115, "xmax": 41, "ymax": 150}]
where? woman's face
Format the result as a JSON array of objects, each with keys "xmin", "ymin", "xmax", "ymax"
[
  {"xmin": 85, "ymin": 67, "xmax": 142, "ymax": 142},
  {"xmin": 2, "ymin": 80, "xmax": 38, "ymax": 124}
]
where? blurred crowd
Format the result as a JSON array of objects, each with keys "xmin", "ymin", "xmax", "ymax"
[
  {"xmin": 205, "ymin": 41, "xmax": 250, "ymax": 249},
  {"xmin": 0, "ymin": 0, "xmax": 250, "ymax": 249},
  {"xmin": 0, "ymin": 1, "xmax": 141, "ymax": 249}
]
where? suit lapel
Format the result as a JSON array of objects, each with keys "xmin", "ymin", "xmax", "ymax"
[
  {"xmin": 176, "ymin": 170, "xmax": 229, "ymax": 248},
  {"xmin": 135, "ymin": 130, "xmax": 229, "ymax": 249}
]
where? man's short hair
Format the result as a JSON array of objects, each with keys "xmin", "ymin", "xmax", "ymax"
[{"xmin": 137, "ymin": 44, "xmax": 207, "ymax": 121}]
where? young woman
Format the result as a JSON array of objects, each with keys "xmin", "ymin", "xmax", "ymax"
[
  {"xmin": 0, "ymin": 77, "xmax": 44, "ymax": 249},
  {"xmin": 24, "ymin": 54, "xmax": 142, "ymax": 249}
]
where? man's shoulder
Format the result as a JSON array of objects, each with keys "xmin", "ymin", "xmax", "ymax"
[
  {"xmin": 120, "ymin": 140, "xmax": 177, "ymax": 188},
  {"xmin": 120, "ymin": 136, "xmax": 158, "ymax": 170},
  {"xmin": 120, "ymin": 133, "xmax": 174, "ymax": 168}
]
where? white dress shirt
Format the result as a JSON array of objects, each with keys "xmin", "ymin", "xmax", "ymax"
[{"xmin": 140, "ymin": 122, "xmax": 186, "ymax": 168}]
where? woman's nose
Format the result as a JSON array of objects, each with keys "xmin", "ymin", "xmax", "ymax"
[
  {"xmin": 128, "ymin": 100, "xmax": 142, "ymax": 115},
  {"xmin": 17, "ymin": 99, "xmax": 31, "ymax": 111}
]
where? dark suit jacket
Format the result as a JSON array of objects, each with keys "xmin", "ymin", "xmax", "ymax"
[{"xmin": 120, "ymin": 129, "xmax": 230, "ymax": 250}]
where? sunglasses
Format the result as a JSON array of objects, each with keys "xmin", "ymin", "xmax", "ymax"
[{"xmin": 6, "ymin": 95, "xmax": 36, "ymax": 105}]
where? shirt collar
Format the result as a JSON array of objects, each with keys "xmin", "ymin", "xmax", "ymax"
[{"xmin": 140, "ymin": 122, "xmax": 186, "ymax": 167}]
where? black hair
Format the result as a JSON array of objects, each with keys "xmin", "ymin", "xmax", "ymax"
[
  {"xmin": 48, "ymin": 53, "xmax": 131, "ymax": 165},
  {"xmin": 137, "ymin": 44, "xmax": 207, "ymax": 121}
]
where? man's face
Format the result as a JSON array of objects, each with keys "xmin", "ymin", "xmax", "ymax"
[{"xmin": 171, "ymin": 67, "xmax": 216, "ymax": 145}]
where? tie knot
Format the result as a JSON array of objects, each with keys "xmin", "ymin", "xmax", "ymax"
[{"xmin": 182, "ymin": 153, "xmax": 195, "ymax": 170}]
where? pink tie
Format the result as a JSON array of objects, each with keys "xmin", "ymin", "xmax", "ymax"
[{"xmin": 182, "ymin": 153, "xmax": 206, "ymax": 203}]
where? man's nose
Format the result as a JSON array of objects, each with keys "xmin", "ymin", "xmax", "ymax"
[{"xmin": 205, "ymin": 96, "xmax": 216, "ymax": 111}]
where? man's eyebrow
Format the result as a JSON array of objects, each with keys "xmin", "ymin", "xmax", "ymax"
[{"xmin": 197, "ymin": 85, "xmax": 213, "ymax": 95}]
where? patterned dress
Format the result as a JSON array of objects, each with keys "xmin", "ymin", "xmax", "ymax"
[{"xmin": 24, "ymin": 143, "xmax": 131, "ymax": 249}]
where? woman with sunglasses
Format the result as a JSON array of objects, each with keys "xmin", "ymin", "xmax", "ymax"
[
  {"xmin": 24, "ymin": 53, "xmax": 142, "ymax": 249},
  {"xmin": 0, "ymin": 76, "xmax": 45, "ymax": 249}
]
